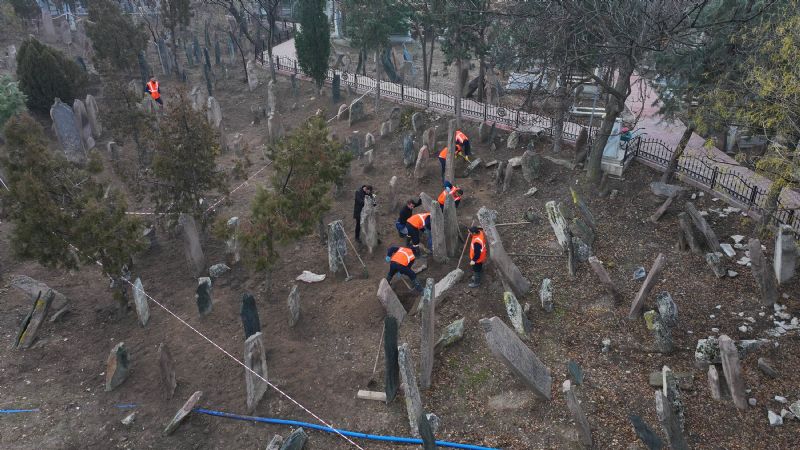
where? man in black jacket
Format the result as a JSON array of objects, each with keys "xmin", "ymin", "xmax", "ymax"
[
  {"xmin": 395, "ymin": 197, "xmax": 422, "ymax": 239},
  {"xmin": 353, "ymin": 185, "xmax": 374, "ymax": 243}
]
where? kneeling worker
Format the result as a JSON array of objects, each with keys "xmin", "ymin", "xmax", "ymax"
[
  {"xmin": 468, "ymin": 226, "xmax": 488, "ymax": 287},
  {"xmin": 406, "ymin": 212, "xmax": 432, "ymax": 251},
  {"xmin": 385, "ymin": 246, "xmax": 423, "ymax": 292},
  {"xmin": 437, "ymin": 181, "xmax": 463, "ymax": 209},
  {"xmin": 438, "ymin": 145, "xmax": 470, "ymax": 180},
  {"xmin": 455, "ymin": 129, "xmax": 471, "ymax": 157}
]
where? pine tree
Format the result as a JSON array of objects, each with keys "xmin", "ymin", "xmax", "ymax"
[
  {"xmin": 0, "ymin": 75, "xmax": 26, "ymax": 128},
  {"xmin": 16, "ymin": 38, "xmax": 88, "ymax": 114},
  {"xmin": 86, "ymin": 0, "xmax": 149, "ymax": 73},
  {"xmin": 295, "ymin": 0, "xmax": 331, "ymax": 90}
]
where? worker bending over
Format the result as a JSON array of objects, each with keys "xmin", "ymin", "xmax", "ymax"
[
  {"xmin": 454, "ymin": 129, "xmax": 471, "ymax": 156},
  {"xmin": 468, "ymin": 226, "xmax": 488, "ymax": 288},
  {"xmin": 438, "ymin": 145, "xmax": 470, "ymax": 180},
  {"xmin": 396, "ymin": 197, "xmax": 422, "ymax": 238},
  {"xmin": 406, "ymin": 212, "xmax": 432, "ymax": 251},
  {"xmin": 385, "ymin": 246, "xmax": 423, "ymax": 292},
  {"xmin": 437, "ymin": 180, "xmax": 463, "ymax": 209}
]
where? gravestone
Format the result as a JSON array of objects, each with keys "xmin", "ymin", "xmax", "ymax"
[
  {"xmin": 142, "ymin": 95, "xmax": 158, "ymax": 115},
  {"xmin": 628, "ymin": 253, "xmax": 667, "ymax": 319},
  {"xmin": 433, "ymin": 269, "xmax": 464, "ymax": 306},
  {"xmin": 563, "ymin": 380, "xmax": 592, "ymax": 448},
  {"xmin": 84, "ymin": 94, "xmax": 102, "ymax": 137},
  {"xmin": 411, "ymin": 112, "xmax": 423, "ymax": 133},
  {"xmin": 196, "ymin": 277, "xmax": 213, "ymax": 316},
  {"xmin": 158, "ymin": 342, "xmax": 177, "ymax": 399},
  {"xmin": 11, "ymin": 275, "xmax": 68, "ymax": 320},
  {"xmin": 50, "ymin": 99, "xmax": 86, "ymax": 164},
  {"xmin": 332, "ymin": 74, "xmax": 341, "ymax": 103},
  {"xmin": 185, "ymin": 45, "xmax": 194, "ymax": 66},
  {"xmin": 178, "ymin": 214, "xmax": 206, "ymax": 277},
  {"xmin": 477, "ymin": 207, "xmax": 531, "ymax": 296},
  {"xmin": 719, "ymin": 334, "xmax": 747, "ymax": 409},
  {"xmin": 414, "ymin": 145, "xmax": 429, "ymax": 179},
  {"xmin": 389, "ymin": 107, "xmax": 402, "ymax": 131},
  {"xmin": 365, "ymin": 133, "xmax": 375, "ymax": 149},
  {"xmin": 774, "ymin": 225, "xmax": 797, "ymax": 284},
  {"xmin": 655, "ymin": 390, "xmax": 688, "ymax": 450},
  {"xmin": 403, "ymin": 134, "xmax": 415, "ymax": 167},
  {"xmin": 363, "ymin": 149, "xmax": 375, "ymax": 170},
  {"xmin": 652, "ymin": 313, "xmax": 674, "ymax": 353},
  {"xmin": 132, "ymin": 278, "xmax": 150, "ymax": 326},
  {"xmin": 418, "ymin": 413, "xmax": 436, "ymax": 450},
  {"xmin": 707, "ymin": 364, "xmax": 723, "ymax": 401},
  {"xmin": 75, "ymin": 56, "xmax": 87, "ymax": 72},
  {"xmin": 107, "ymin": 141, "xmax": 120, "ymax": 163},
  {"xmin": 443, "ymin": 194, "xmax": 459, "ymax": 258},
  {"xmin": 207, "ymin": 97, "xmax": 223, "ymax": 129},
  {"xmin": 337, "ymin": 104, "xmax": 348, "ymax": 120},
  {"xmin": 214, "ymin": 39, "xmax": 221, "ymax": 65},
  {"xmin": 398, "ymin": 343, "xmax": 424, "ymax": 437},
  {"xmin": 380, "ymin": 121, "xmax": 390, "ymax": 137},
  {"xmin": 327, "ymin": 220, "xmax": 347, "ymax": 274},
  {"xmin": 540, "ymin": 278, "xmax": 554, "ymax": 312},
  {"xmin": 430, "ymin": 200, "xmax": 448, "ymax": 263},
  {"xmin": 14, "ymin": 290, "xmax": 54, "ymax": 349},
  {"xmin": 384, "ymin": 316, "xmax": 400, "ymax": 403},
  {"xmin": 629, "ymin": 414, "xmax": 665, "ymax": 450},
  {"xmin": 41, "ymin": 7, "xmax": 56, "ymax": 40},
  {"xmin": 246, "ymin": 59, "xmax": 258, "ymax": 91},
  {"xmin": 105, "ymin": 342, "xmax": 130, "ymax": 391},
  {"xmin": 501, "ymin": 161, "xmax": 515, "ymax": 193},
  {"xmin": 507, "ymin": 131, "xmax": 519, "ymax": 149},
  {"xmin": 226, "ymin": 216, "xmax": 241, "ymax": 264},
  {"xmin": 480, "ymin": 316, "xmax": 552, "ymax": 399},
  {"xmin": 240, "ymin": 293, "xmax": 261, "ymax": 339},
  {"xmin": 420, "ymin": 278, "xmax": 436, "ymax": 389},
  {"xmin": 244, "ymin": 332, "xmax": 268, "ymax": 412},
  {"xmin": 287, "ymin": 284, "xmax": 300, "ymax": 327},
  {"xmin": 706, "ymin": 252, "xmax": 726, "ymax": 278},
  {"xmin": 163, "ymin": 391, "xmax": 203, "ymax": 435},
  {"xmin": 156, "ymin": 39, "xmax": 170, "ymax": 74},
  {"xmin": 360, "ymin": 199, "xmax": 378, "ymax": 254},
  {"xmin": 435, "ymin": 318, "xmax": 465, "ymax": 353},
  {"xmin": 424, "ymin": 127, "xmax": 436, "ymax": 152},
  {"xmin": 545, "ymin": 201, "xmax": 570, "ymax": 250},
  {"xmin": 72, "ymin": 99, "xmax": 94, "ymax": 150},
  {"xmin": 279, "ymin": 428, "xmax": 308, "ymax": 450},
  {"xmin": 267, "ymin": 80, "xmax": 278, "ymax": 116},
  {"xmin": 479, "ymin": 122, "xmax": 490, "ymax": 143},
  {"xmin": 349, "ymin": 98, "xmax": 365, "ymax": 127},
  {"xmin": 504, "ymin": 291, "xmax": 532, "ymax": 337},
  {"xmin": 749, "ymin": 238, "xmax": 777, "ymax": 306},
  {"xmin": 685, "ymin": 202, "xmax": 722, "ymax": 253},
  {"xmin": 521, "ymin": 150, "xmax": 541, "ymax": 183}
]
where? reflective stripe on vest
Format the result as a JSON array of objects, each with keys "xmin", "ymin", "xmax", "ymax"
[
  {"xmin": 455, "ymin": 130, "xmax": 468, "ymax": 143},
  {"xmin": 147, "ymin": 81, "xmax": 160, "ymax": 100},
  {"xmin": 391, "ymin": 247, "xmax": 415, "ymax": 266},
  {"xmin": 407, "ymin": 213, "xmax": 430, "ymax": 230},
  {"xmin": 470, "ymin": 232, "xmax": 488, "ymax": 263},
  {"xmin": 438, "ymin": 186, "xmax": 461, "ymax": 205}
]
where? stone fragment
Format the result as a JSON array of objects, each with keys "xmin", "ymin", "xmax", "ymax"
[
  {"xmin": 774, "ymin": 225, "xmax": 797, "ymax": 284},
  {"xmin": 507, "ymin": 131, "xmax": 519, "ymax": 149},
  {"xmin": 719, "ymin": 335, "xmax": 747, "ymax": 409},
  {"xmin": 628, "ymin": 253, "xmax": 667, "ymax": 319},
  {"xmin": 479, "ymin": 316, "xmax": 552, "ymax": 400},
  {"xmin": 295, "ymin": 271, "xmax": 325, "ymax": 283},
  {"xmin": 377, "ymin": 279, "xmax": 407, "ymax": 324},
  {"xmin": 757, "ymin": 357, "xmax": 778, "ymax": 378},
  {"xmin": 287, "ymin": 284, "xmax": 300, "ymax": 327},
  {"xmin": 163, "ymin": 391, "xmax": 203, "ymax": 435},
  {"xmin": 705, "ymin": 252, "xmax": 726, "ymax": 278},
  {"xmin": 132, "ymin": 278, "xmax": 150, "ymax": 326},
  {"xmin": 539, "ymin": 278, "xmax": 554, "ymax": 312},
  {"xmin": 649, "ymin": 182, "xmax": 685, "ymax": 198},
  {"xmin": 384, "ymin": 316, "xmax": 400, "ymax": 403},
  {"xmin": 749, "ymin": 238, "xmax": 778, "ymax": 306},
  {"xmin": 629, "ymin": 414, "xmax": 665, "ymax": 450},
  {"xmin": 655, "ymin": 292, "xmax": 678, "ymax": 327},
  {"xmin": 196, "ymin": 277, "xmax": 213, "ymax": 317},
  {"xmin": 563, "ymin": 380, "xmax": 592, "ymax": 448},
  {"xmin": 244, "ymin": 332, "xmax": 269, "ymax": 412},
  {"xmin": 398, "ymin": 343, "xmax": 424, "ymax": 436},
  {"xmin": 433, "ymin": 269, "xmax": 464, "ymax": 306},
  {"xmin": 567, "ymin": 360, "xmax": 584, "ymax": 385},
  {"xmin": 524, "ymin": 187, "xmax": 538, "ymax": 197},
  {"xmin": 419, "ymin": 279, "xmax": 436, "ymax": 389},
  {"xmin": 789, "ymin": 400, "xmax": 800, "ymax": 419},
  {"xmin": 178, "ymin": 214, "xmax": 206, "ymax": 277},
  {"xmin": 477, "ymin": 207, "xmax": 531, "ymax": 296},
  {"xmin": 435, "ymin": 318, "xmax": 465, "ymax": 353},
  {"xmin": 545, "ymin": 201, "xmax": 570, "ymax": 250},
  {"xmin": 768, "ymin": 410, "xmax": 783, "ymax": 426},
  {"xmin": 279, "ymin": 427, "xmax": 308, "ymax": 450},
  {"xmin": 686, "ymin": 202, "xmax": 722, "ymax": 253},
  {"xmin": 265, "ymin": 435, "xmax": 283, "ymax": 450},
  {"xmin": 349, "ymin": 98, "xmax": 365, "ymax": 127},
  {"xmin": 158, "ymin": 342, "xmax": 177, "ymax": 399},
  {"xmin": 720, "ymin": 243, "xmax": 736, "ymax": 258},
  {"xmin": 504, "ymin": 291, "xmax": 532, "ymax": 337},
  {"xmin": 121, "ymin": 412, "xmax": 136, "ymax": 426},
  {"xmin": 105, "ymin": 342, "xmax": 130, "ymax": 391},
  {"xmin": 240, "ymin": 293, "xmax": 261, "ymax": 339}
]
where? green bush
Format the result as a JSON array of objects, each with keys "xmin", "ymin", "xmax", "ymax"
[
  {"xmin": 0, "ymin": 75, "xmax": 26, "ymax": 127},
  {"xmin": 16, "ymin": 38, "xmax": 89, "ymax": 114}
]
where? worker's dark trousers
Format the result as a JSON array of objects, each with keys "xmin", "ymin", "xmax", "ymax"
[
  {"xmin": 408, "ymin": 227, "xmax": 432, "ymax": 248},
  {"xmin": 439, "ymin": 157, "xmax": 446, "ymax": 180},
  {"xmin": 472, "ymin": 262, "xmax": 483, "ymax": 274},
  {"xmin": 354, "ymin": 218, "xmax": 362, "ymax": 241},
  {"xmin": 387, "ymin": 262, "xmax": 416, "ymax": 282}
]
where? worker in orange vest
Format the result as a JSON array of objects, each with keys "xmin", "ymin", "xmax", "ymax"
[
  {"xmin": 437, "ymin": 145, "xmax": 470, "ymax": 181},
  {"xmin": 467, "ymin": 226, "xmax": 488, "ymax": 287},
  {"xmin": 437, "ymin": 180, "xmax": 463, "ymax": 209},
  {"xmin": 455, "ymin": 129, "xmax": 471, "ymax": 156},
  {"xmin": 144, "ymin": 76, "xmax": 162, "ymax": 105},
  {"xmin": 406, "ymin": 212, "xmax": 432, "ymax": 251},
  {"xmin": 385, "ymin": 246, "xmax": 423, "ymax": 292}
]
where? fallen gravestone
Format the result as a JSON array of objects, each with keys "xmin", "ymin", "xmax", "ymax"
[
  {"xmin": 163, "ymin": 391, "xmax": 203, "ymax": 435},
  {"xmin": 240, "ymin": 293, "xmax": 261, "ymax": 339},
  {"xmin": 106, "ymin": 342, "xmax": 130, "ymax": 391},
  {"xmin": 480, "ymin": 316, "xmax": 552, "ymax": 400},
  {"xmin": 158, "ymin": 342, "xmax": 177, "ymax": 399},
  {"xmin": 477, "ymin": 207, "xmax": 531, "ymax": 296},
  {"xmin": 244, "ymin": 332, "xmax": 269, "ymax": 412},
  {"xmin": 287, "ymin": 284, "xmax": 300, "ymax": 327},
  {"xmin": 11, "ymin": 276, "xmax": 68, "ymax": 320},
  {"xmin": 399, "ymin": 343, "xmax": 424, "ymax": 436},
  {"xmin": 749, "ymin": 238, "xmax": 778, "ymax": 306},
  {"xmin": 384, "ymin": 316, "xmax": 400, "ymax": 403},
  {"xmin": 196, "ymin": 277, "xmax": 213, "ymax": 316},
  {"xmin": 132, "ymin": 278, "xmax": 149, "ymax": 326},
  {"xmin": 435, "ymin": 318, "xmax": 465, "ymax": 353},
  {"xmin": 628, "ymin": 253, "xmax": 667, "ymax": 319},
  {"xmin": 14, "ymin": 290, "xmax": 54, "ymax": 349},
  {"xmin": 433, "ymin": 269, "xmax": 464, "ymax": 306}
]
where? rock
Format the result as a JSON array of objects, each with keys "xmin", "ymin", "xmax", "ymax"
[
  {"xmin": 628, "ymin": 414, "xmax": 665, "ymax": 450},
  {"xmin": 378, "ymin": 279, "xmax": 407, "ymax": 324},
  {"xmin": 524, "ymin": 187, "xmax": 538, "ymax": 197},
  {"xmin": 656, "ymin": 292, "xmax": 678, "ymax": 327},
  {"xmin": 246, "ymin": 59, "xmax": 258, "ymax": 90},
  {"xmin": 14, "ymin": 288, "xmax": 54, "ymax": 349},
  {"xmin": 632, "ymin": 267, "xmax": 646, "ymax": 280},
  {"xmin": 479, "ymin": 316, "xmax": 552, "ymax": 400},
  {"xmin": 208, "ymin": 263, "xmax": 230, "ymax": 279},
  {"xmin": 789, "ymin": 400, "xmax": 800, "ymax": 418},
  {"xmin": 158, "ymin": 342, "xmax": 177, "ymax": 399},
  {"xmin": 295, "ymin": 271, "xmax": 326, "ymax": 283},
  {"xmin": 563, "ymin": 380, "xmax": 592, "ymax": 448},
  {"xmin": 163, "ymin": 391, "xmax": 203, "ymax": 435},
  {"xmin": 706, "ymin": 252, "xmax": 726, "ymax": 278},
  {"xmin": 504, "ymin": 291, "xmax": 532, "ymax": 337},
  {"xmin": 336, "ymin": 103, "xmax": 348, "ymax": 120},
  {"xmin": 240, "ymin": 293, "xmax": 261, "ymax": 339},
  {"xmin": 539, "ymin": 278, "xmax": 553, "ymax": 312},
  {"xmin": 749, "ymin": 398, "xmax": 757, "ymax": 407},
  {"xmin": 131, "ymin": 278, "xmax": 149, "ymax": 326},
  {"xmin": 774, "ymin": 225, "xmax": 797, "ymax": 283},
  {"xmin": 244, "ymin": 332, "xmax": 269, "ymax": 412},
  {"xmin": 121, "ymin": 412, "xmax": 136, "ymax": 426},
  {"xmin": 768, "ymin": 410, "xmax": 783, "ymax": 426},
  {"xmin": 349, "ymin": 98, "xmax": 365, "ymax": 127},
  {"xmin": 105, "ymin": 342, "xmax": 130, "ymax": 391},
  {"xmin": 265, "ymin": 435, "xmax": 283, "ymax": 450},
  {"xmin": 507, "ymin": 131, "xmax": 519, "ymax": 149},
  {"xmin": 435, "ymin": 318, "xmax": 465, "ymax": 353},
  {"xmin": 279, "ymin": 427, "xmax": 308, "ymax": 450},
  {"xmin": 649, "ymin": 182, "xmax": 685, "ymax": 198},
  {"xmin": 757, "ymin": 357, "xmax": 778, "ymax": 378},
  {"xmin": 196, "ymin": 277, "xmax": 213, "ymax": 317},
  {"xmin": 545, "ymin": 201, "xmax": 570, "ymax": 250},
  {"xmin": 567, "ymin": 360, "xmax": 584, "ymax": 385},
  {"xmin": 433, "ymin": 269, "xmax": 464, "ymax": 306},
  {"xmin": 287, "ymin": 284, "xmax": 300, "ymax": 327},
  {"xmin": 775, "ymin": 395, "xmax": 788, "ymax": 404},
  {"xmin": 398, "ymin": 343, "xmax": 424, "ymax": 437},
  {"xmin": 727, "ymin": 270, "xmax": 738, "ymax": 278},
  {"xmin": 720, "ymin": 243, "xmax": 736, "ymax": 258},
  {"xmin": 50, "ymin": 99, "xmax": 86, "ymax": 164}
]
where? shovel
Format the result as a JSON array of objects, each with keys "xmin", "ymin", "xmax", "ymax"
[{"xmin": 336, "ymin": 248, "xmax": 353, "ymax": 282}]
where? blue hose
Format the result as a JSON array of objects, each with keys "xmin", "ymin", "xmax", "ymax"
[
  {"xmin": 0, "ymin": 409, "xmax": 40, "ymax": 414},
  {"xmin": 193, "ymin": 408, "xmax": 499, "ymax": 450}
]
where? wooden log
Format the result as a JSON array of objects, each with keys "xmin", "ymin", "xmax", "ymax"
[
  {"xmin": 685, "ymin": 202, "xmax": 722, "ymax": 253},
  {"xmin": 677, "ymin": 212, "xmax": 702, "ymax": 254},
  {"xmin": 649, "ymin": 195, "xmax": 675, "ymax": 223},
  {"xmin": 588, "ymin": 256, "xmax": 621, "ymax": 301},
  {"xmin": 628, "ymin": 253, "xmax": 666, "ymax": 319}
]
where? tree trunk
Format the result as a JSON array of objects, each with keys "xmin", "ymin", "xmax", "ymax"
[
  {"xmin": 267, "ymin": 13, "xmax": 277, "ymax": 81},
  {"xmin": 661, "ymin": 124, "xmax": 695, "ymax": 183},
  {"xmin": 552, "ymin": 74, "xmax": 568, "ymax": 153},
  {"xmin": 375, "ymin": 49, "xmax": 382, "ymax": 110},
  {"xmin": 426, "ymin": 30, "xmax": 435, "ymax": 90},
  {"xmin": 420, "ymin": 26, "xmax": 429, "ymax": 89},
  {"xmin": 478, "ymin": 55, "xmax": 486, "ymax": 103},
  {"xmin": 230, "ymin": 31, "xmax": 249, "ymax": 86},
  {"xmin": 455, "ymin": 57, "xmax": 463, "ymax": 128},
  {"xmin": 586, "ymin": 62, "xmax": 634, "ymax": 185}
]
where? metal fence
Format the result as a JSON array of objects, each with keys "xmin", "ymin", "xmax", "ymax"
[{"xmin": 272, "ymin": 54, "xmax": 799, "ymax": 234}]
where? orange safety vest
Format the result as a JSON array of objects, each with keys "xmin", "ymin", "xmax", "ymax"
[
  {"xmin": 407, "ymin": 212, "xmax": 430, "ymax": 230},
  {"xmin": 147, "ymin": 80, "xmax": 160, "ymax": 100},
  {"xmin": 470, "ymin": 230, "xmax": 488, "ymax": 264},
  {"xmin": 391, "ymin": 247, "xmax": 416, "ymax": 266},
  {"xmin": 437, "ymin": 186, "xmax": 462, "ymax": 205},
  {"xmin": 438, "ymin": 146, "xmax": 462, "ymax": 159},
  {"xmin": 455, "ymin": 130, "xmax": 468, "ymax": 144}
]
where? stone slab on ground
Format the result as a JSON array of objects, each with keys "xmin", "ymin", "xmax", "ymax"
[
  {"xmin": 105, "ymin": 342, "xmax": 130, "ymax": 391},
  {"xmin": 244, "ymin": 332, "xmax": 269, "ymax": 412},
  {"xmin": 158, "ymin": 342, "xmax": 177, "ymax": 399},
  {"xmin": 163, "ymin": 391, "xmax": 203, "ymax": 435},
  {"xmin": 398, "ymin": 343, "xmax": 423, "ymax": 437},
  {"xmin": 377, "ymin": 279, "xmax": 407, "ymax": 324}
]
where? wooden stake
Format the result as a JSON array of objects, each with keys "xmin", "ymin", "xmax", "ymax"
[
  {"xmin": 456, "ymin": 220, "xmax": 475, "ymax": 268},
  {"xmin": 495, "ymin": 221, "xmax": 533, "ymax": 227}
]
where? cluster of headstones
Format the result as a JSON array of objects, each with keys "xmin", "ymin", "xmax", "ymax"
[{"xmin": 49, "ymin": 95, "xmax": 102, "ymax": 165}]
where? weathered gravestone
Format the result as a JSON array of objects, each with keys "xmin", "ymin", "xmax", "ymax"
[
  {"xmin": 420, "ymin": 278, "xmax": 436, "ymax": 390},
  {"xmin": 207, "ymin": 96, "xmax": 223, "ymax": 129},
  {"xmin": 507, "ymin": 131, "xmax": 519, "ymax": 149},
  {"xmin": 539, "ymin": 278, "xmax": 554, "ymax": 312},
  {"xmin": 652, "ymin": 312, "xmax": 674, "ymax": 353},
  {"xmin": 84, "ymin": 94, "xmax": 102, "ymax": 137},
  {"xmin": 287, "ymin": 284, "xmax": 300, "ymax": 327},
  {"xmin": 521, "ymin": 150, "xmax": 541, "ymax": 184},
  {"xmin": 105, "ymin": 342, "xmax": 130, "ymax": 391},
  {"xmin": 563, "ymin": 380, "xmax": 592, "ymax": 449},
  {"xmin": 380, "ymin": 121, "xmax": 390, "ymax": 137},
  {"xmin": 424, "ymin": 127, "xmax": 436, "ymax": 152},
  {"xmin": 332, "ymin": 74, "xmax": 341, "ymax": 103},
  {"xmin": 655, "ymin": 291, "xmax": 678, "ymax": 326},
  {"xmin": 435, "ymin": 318, "xmax": 465, "ymax": 353},
  {"xmin": 226, "ymin": 217, "xmax": 241, "ymax": 264},
  {"xmin": 337, "ymin": 104, "xmax": 348, "ymax": 120},
  {"xmin": 418, "ymin": 413, "xmax": 436, "ymax": 450},
  {"xmin": 443, "ymin": 195, "xmax": 459, "ymax": 258},
  {"xmin": 411, "ymin": 112, "xmax": 424, "ymax": 133},
  {"xmin": 480, "ymin": 316, "xmax": 552, "ymax": 400},
  {"xmin": 132, "ymin": 277, "xmax": 150, "ymax": 326},
  {"xmin": 414, "ymin": 145, "xmax": 429, "ymax": 179},
  {"xmin": 504, "ymin": 291, "xmax": 532, "ymax": 337},
  {"xmin": 265, "ymin": 435, "xmax": 283, "ymax": 450},
  {"xmin": 158, "ymin": 342, "xmax": 177, "ymax": 399},
  {"xmin": 246, "ymin": 59, "xmax": 258, "ymax": 91},
  {"xmin": 14, "ymin": 290, "xmax": 54, "ymax": 349},
  {"xmin": 360, "ymin": 194, "xmax": 378, "ymax": 254},
  {"xmin": 430, "ymin": 200, "xmax": 448, "ymax": 263},
  {"xmin": 389, "ymin": 107, "xmax": 402, "ymax": 131},
  {"xmin": 398, "ymin": 343, "xmax": 424, "ymax": 437},
  {"xmin": 628, "ymin": 253, "xmax": 667, "ymax": 319},
  {"xmin": 196, "ymin": 277, "xmax": 213, "ymax": 317},
  {"xmin": 629, "ymin": 414, "xmax": 665, "ymax": 450},
  {"xmin": 178, "ymin": 214, "xmax": 206, "ymax": 277},
  {"xmin": 545, "ymin": 201, "xmax": 570, "ymax": 250},
  {"xmin": 72, "ymin": 98, "xmax": 95, "ymax": 150},
  {"xmin": 377, "ymin": 279, "xmax": 407, "ymax": 324},
  {"xmin": 11, "ymin": 275, "xmax": 68, "ymax": 321},
  {"xmin": 588, "ymin": 256, "xmax": 621, "ymax": 301},
  {"xmin": 240, "ymin": 293, "xmax": 261, "ymax": 339},
  {"xmin": 749, "ymin": 238, "xmax": 777, "ymax": 306},
  {"xmin": 349, "ymin": 98, "xmax": 365, "ymax": 127},
  {"xmin": 706, "ymin": 252, "xmax": 726, "ymax": 278},
  {"xmin": 433, "ymin": 268, "xmax": 464, "ymax": 307},
  {"xmin": 774, "ymin": 225, "xmax": 797, "ymax": 284},
  {"xmin": 244, "ymin": 332, "xmax": 269, "ymax": 412},
  {"xmin": 163, "ymin": 391, "xmax": 203, "ymax": 435},
  {"xmin": 384, "ymin": 316, "xmax": 400, "ymax": 403},
  {"xmin": 280, "ymin": 427, "xmax": 308, "ymax": 450},
  {"xmin": 327, "ymin": 220, "xmax": 347, "ymax": 274},
  {"xmin": 365, "ymin": 132, "xmax": 375, "ymax": 149},
  {"xmin": 655, "ymin": 390, "xmax": 688, "ymax": 450},
  {"xmin": 685, "ymin": 202, "xmax": 722, "ymax": 253},
  {"xmin": 719, "ymin": 334, "xmax": 747, "ymax": 409},
  {"xmin": 478, "ymin": 207, "xmax": 531, "ymax": 296},
  {"xmin": 403, "ymin": 133, "xmax": 415, "ymax": 167},
  {"xmin": 51, "ymin": 99, "xmax": 86, "ymax": 164},
  {"xmin": 267, "ymin": 80, "xmax": 278, "ymax": 116},
  {"xmin": 41, "ymin": 7, "xmax": 56, "ymax": 40}
]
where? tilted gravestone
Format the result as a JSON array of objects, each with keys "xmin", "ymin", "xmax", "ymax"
[
  {"xmin": 377, "ymin": 279, "xmax": 407, "ymax": 324},
  {"xmin": 629, "ymin": 414, "xmax": 665, "ymax": 450},
  {"xmin": 384, "ymin": 316, "xmax": 400, "ymax": 403},
  {"xmin": 480, "ymin": 316, "xmax": 552, "ymax": 399},
  {"xmin": 398, "ymin": 343, "xmax": 424, "ymax": 437},
  {"xmin": 246, "ymin": 59, "xmax": 258, "ymax": 91},
  {"xmin": 244, "ymin": 332, "xmax": 268, "ymax": 412},
  {"xmin": 105, "ymin": 342, "xmax": 130, "ymax": 391},
  {"xmin": 411, "ymin": 112, "xmax": 424, "ymax": 133},
  {"xmin": 419, "ymin": 278, "xmax": 436, "ymax": 390},
  {"xmin": 443, "ymin": 194, "xmax": 459, "ymax": 258},
  {"xmin": 11, "ymin": 275, "xmax": 68, "ymax": 319},
  {"xmin": 403, "ymin": 134, "xmax": 415, "ymax": 167},
  {"xmin": 14, "ymin": 290, "xmax": 54, "ymax": 349},
  {"xmin": 226, "ymin": 217, "xmax": 241, "ymax": 264},
  {"xmin": 477, "ymin": 207, "xmax": 531, "ymax": 296},
  {"xmin": 360, "ymin": 198, "xmax": 378, "ymax": 254},
  {"xmin": 433, "ymin": 269, "xmax": 464, "ymax": 306},
  {"xmin": 414, "ymin": 145, "xmax": 429, "ymax": 179},
  {"xmin": 749, "ymin": 238, "xmax": 777, "ymax": 306},
  {"xmin": 132, "ymin": 277, "xmax": 150, "ymax": 326},
  {"xmin": 424, "ymin": 127, "xmax": 436, "ymax": 152},
  {"xmin": 240, "ymin": 293, "xmax": 261, "ymax": 339},
  {"xmin": 655, "ymin": 292, "xmax": 678, "ymax": 327},
  {"xmin": 178, "ymin": 214, "xmax": 206, "ymax": 277},
  {"xmin": 563, "ymin": 380, "xmax": 592, "ymax": 448},
  {"xmin": 163, "ymin": 391, "xmax": 203, "ymax": 435},
  {"xmin": 72, "ymin": 99, "xmax": 95, "ymax": 150},
  {"xmin": 84, "ymin": 94, "xmax": 102, "ymax": 137},
  {"xmin": 719, "ymin": 334, "xmax": 747, "ymax": 409},
  {"xmin": 327, "ymin": 220, "xmax": 347, "ymax": 274},
  {"xmin": 196, "ymin": 277, "xmax": 213, "ymax": 317},
  {"xmin": 655, "ymin": 389, "xmax": 689, "ymax": 450},
  {"xmin": 50, "ymin": 99, "xmax": 86, "ymax": 164},
  {"xmin": 287, "ymin": 284, "xmax": 300, "ymax": 327},
  {"xmin": 389, "ymin": 106, "xmax": 402, "ymax": 131},
  {"xmin": 504, "ymin": 291, "xmax": 532, "ymax": 337},
  {"xmin": 158, "ymin": 342, "xmax": 177, "ymax": 399}
]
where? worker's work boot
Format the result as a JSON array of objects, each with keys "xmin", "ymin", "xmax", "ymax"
[{"xmin": 468, "ymin": 272, "xmax": 482, "ymax": 288}]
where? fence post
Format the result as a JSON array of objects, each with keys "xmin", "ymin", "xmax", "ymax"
[
  {"xmin": 515, "ymin": 110, "xmax": 520, "ymax": 128},
  {"xmin": 293, "ymin": 60, "xmax": 297, "ymax": 74},
  {"xmin": 377, "ymin": 78, "xmax": 381, "ymax": 99},
  {"xmin": 354, "ymin": 73, "xmax": 358, "ymax": 91},
  {"xmin": 401, "ymin": 84, "xmax": 404, "ymax": 102},
  {"xmin": 749, "ymin": 185, "xmax": 759, "ymax": 205},
  {"xmin": 483, "ymin": 102, "xmax": 487, "ymax": 121},
  {"xmin": 426, "ymin": 89, "xmax": 430, "ymax": 107},
  {"xmin": 710, "ymin": 167, "xmax": 719, "ymax": 189}
]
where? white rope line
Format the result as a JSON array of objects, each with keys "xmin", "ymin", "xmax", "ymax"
[{"xmin": 326, "ymin": 87, "xmax": 375, "ymax": 124}]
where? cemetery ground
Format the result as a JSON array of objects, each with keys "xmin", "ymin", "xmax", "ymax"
[{"xmin": 2, "ymin": 72, "xmax": 800, "ymax": 450}]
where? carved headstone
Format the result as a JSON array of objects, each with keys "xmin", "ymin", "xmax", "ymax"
[
  {"xmin": 287, "ymin": 284, "xmax": 300, "ymax": 327},
  {"xmin": 132, "ymin": 278, "xmax": 150, "ymax": 326},
  {"xmin": 477, "ymin": 207, "xmax": 531, "ymax": 296},
  {"xmin": 244, "ymin": 332, "xmax": 268, "ymax": 412},
  {"xmin": 158, "ymin": 342, "xmax": 177, "ymax": 399},
  {"xmin": 105, "ymin": 342, "xmax": 130, "ymax": 391},
  {"xmin": 419, "ymin": 278, "xmax": 436, "ymax": 389},
  {"xmin": 196, "ymin": 277, "xmax": 213, "ymax": 317},
  {"xmin": 774, "ymin": 225, "xmax": 797, "ymax": 283},
  {"xmin": 178, "ymin": 214, "xmax": 206, "ymax": 277},
  {"xmin": 50, "ymin": 99, "xmax": 86, "ymax": 164},
  {"xmin": 398, "ymin": 343, "xmax": 424, "ymax": 437},
  {"xmin": 749, "ymin": 238, "xmax": 777, "ymax": 306},
  {"xmin": 240, "ymin": 293, "xmax": 261, "ymax": 339},
  {"xmin": 507, "ymin": 131, "xmax": 519, "ymax": 149}
]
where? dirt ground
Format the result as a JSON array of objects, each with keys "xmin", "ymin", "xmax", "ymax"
[{"xmin": 2, "ymin": 22, "xmax": 800, "ymax": 450}]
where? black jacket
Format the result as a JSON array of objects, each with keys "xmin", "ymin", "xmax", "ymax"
[
  {"xmin": 397, "ymin": 198, "xmax": 422, "ymax": 224},
  {"xmin": 354, "ymin": 186, "xmax": 373, "ymax": 219}
]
